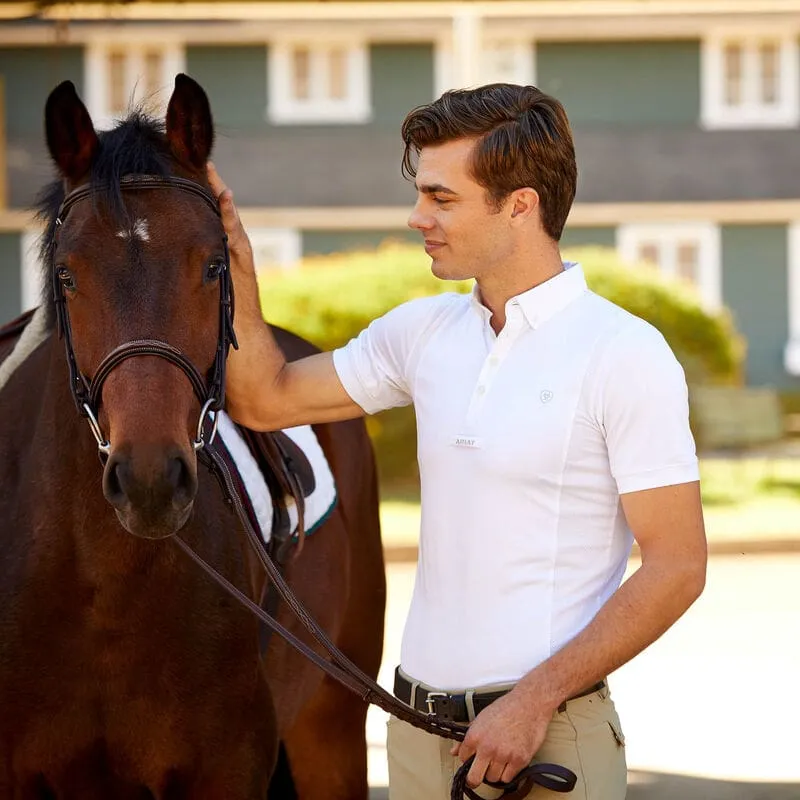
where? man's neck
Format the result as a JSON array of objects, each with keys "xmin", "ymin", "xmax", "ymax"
[{"xmin": 477, "ymin": 251, "xmax": 565, "ymax": 334}]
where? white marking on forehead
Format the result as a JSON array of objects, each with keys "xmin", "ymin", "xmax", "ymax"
[{"xmin": 116, "ymin": 218, "xmax": 150, "ymax": 242}]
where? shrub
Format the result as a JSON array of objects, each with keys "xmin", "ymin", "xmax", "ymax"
[{"xmin": 259, "ymin": 243, "xmax": 745, "ymax": 485}]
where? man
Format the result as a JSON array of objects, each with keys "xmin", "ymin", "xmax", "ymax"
[{"xmin": 208, "ymin": 83, "xmax": 707, "ymax": 799}]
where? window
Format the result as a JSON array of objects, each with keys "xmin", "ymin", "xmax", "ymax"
[
  {"xmin": 268, "ymin": 42, "xmax": 370, "ymax": 124},
  {"xmin": 480, "ymin": 40, "xmax": 535, "ymax": 86},
  {"xmin": 702, "ymin": 34, "xmax": 799, "ymax": 128},
  {"xmin": 85, "ymin": 42, "xmax": 185, "ymax": 129},
  {"xmin": 246, "ymin": 228, "xmax": 301, "ymax": 270},
  {"xmin": 784, "ymin": 223, "xmax": 800, "ymax": 375},
  {"xmin": 617, "ymin": 223, "xmax": 721, "ymax": 310},
  {"xmin": 436, "ymin": 37, "xmax": 535, "ymax": 95}
]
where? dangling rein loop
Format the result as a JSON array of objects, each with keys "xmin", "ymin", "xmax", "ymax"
[
  {"xmin": 177, "ymin": 444, "xmax": 578, "ymax": 799},
  {"xmin": 452, "ymin": 756, "xmax": 577, "ymax": 799}
]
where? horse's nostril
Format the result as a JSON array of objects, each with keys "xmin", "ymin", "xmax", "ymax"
[
  {"xmin": 103, "ymin": 454, "xmax": 129, "ymax": 509},
  {"xmin": 167, "ymin": 453, "xmax": 198, "ymax": 507}
]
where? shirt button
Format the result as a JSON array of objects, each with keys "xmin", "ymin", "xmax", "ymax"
[
  {"xmin": 477, "ymin": 385, "xmax": 486, "ymax": 396},
  {"xmin": 488, "ymin": 356, "xmax": 499, "ymax": 367}
]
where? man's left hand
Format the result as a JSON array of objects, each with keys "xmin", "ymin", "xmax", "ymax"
[{"xmin": 450, "ymin": 686, "xmax": 555, "ymax": 788}]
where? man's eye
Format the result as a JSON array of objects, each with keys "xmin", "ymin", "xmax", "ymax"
[{"xmin": 57, "ymin": 267, "xmax": 77, "ymax": 292}]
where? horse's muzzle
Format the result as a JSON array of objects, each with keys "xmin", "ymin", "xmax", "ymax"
[{"xmin": 102, "ymin": 447, "xmax": 198, "ymax": 539}]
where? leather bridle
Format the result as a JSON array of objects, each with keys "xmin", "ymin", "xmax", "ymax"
[
  {"xmin": 51, "ymin": 173, "xmax": 576, "ymax": 798},
  {"xmin": 52, "ymin": 174, "xmax": 238, "ymax": 455}
]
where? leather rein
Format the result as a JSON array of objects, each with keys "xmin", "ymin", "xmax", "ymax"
[{"xmin": 53, "ymin": 174, "xmax": 576, "ymax": 799}]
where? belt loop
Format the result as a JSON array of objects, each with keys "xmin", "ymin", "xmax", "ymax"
[
  {"xmin": 465, "ymin": 689, "xmax": 477, "ymax": 722},
  {"xmin": 409, "ymin": 680, "xmax": 418, "ymax": 710}
]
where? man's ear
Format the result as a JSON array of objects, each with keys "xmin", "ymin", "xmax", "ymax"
[{"xmin": 509, "ymin": 188, "xmax": 539, "ymax": 221}]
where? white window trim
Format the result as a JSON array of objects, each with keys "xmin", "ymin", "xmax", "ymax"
[
  {"xmin": 246, "ymin": 227, "xmax": 301, "ymax": 271},
  {"xmin": 267, "ymin": 41, "xmax": 371, "ymax": 125},
  {"xmin": 20, "ymin": 230, "xmax": 43, "ymax": 313},
  {"xmin": 435, "ymin": 35, "xmax": 535, "ymax": 96},
  {"xmin": 84, "ymin": 41, "xmax": 186, "ymax": 130},
  {"xmin": 480, "ymin": 39, "xmax": 536, "ymax": 87},
  {"xmin": 784, "ymin": 223, "xmax": 800, "ymax": 375},
  {"xmin": 616, "ymin": 222, "xmax": 722, "ymax": 311},
  {"xmin": 701, "ymin": 31, "xmax": 800, "ymax": 130}
]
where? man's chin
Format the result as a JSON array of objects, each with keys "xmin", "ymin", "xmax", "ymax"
[{"xmin": 429, "ymin": 256, "xmax": 472, "ymax": 282}]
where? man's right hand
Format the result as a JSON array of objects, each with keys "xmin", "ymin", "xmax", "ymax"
[{"xmin": 205, "ymin": 163, "xmax": 364, "ymax": 431}]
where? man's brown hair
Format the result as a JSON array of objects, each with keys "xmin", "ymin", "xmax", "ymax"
[{"xmin": 401, "ymin": 84, "xmax": 577, "ymax": 241}]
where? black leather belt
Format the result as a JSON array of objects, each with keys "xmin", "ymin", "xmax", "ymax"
[{"xmin": 394, "ymin": 667, "xmax": 607, "ymax": 724}]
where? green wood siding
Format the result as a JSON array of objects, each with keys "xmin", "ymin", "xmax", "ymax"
[
  {"xmin": 721, "ymin": 225, "xmax": 799, "ymax": 388},
  {"xmin": 186, "ymin": 46, "xmax": 268, "ymax": 132},
  {"xmin": 370, "ymin": 44, "xmax": 434, "ymax": 128},
  {"xmin": 0, "ymin": 233, "xmax": 21, "ymax": 324},
  {"xmin": 302, "ymin": 229, "xmax": 418, "ymax": 256},
  {"xmin": 536, "ymin": 41, "xmax": 700, "ymax": 126},
  {"xmin": 0, "ymin": 46, "xmax": 83, "ymax": 138},
  {"xmin": 560, "ymin": 226, "xmax": 616, "ymax": 250}
]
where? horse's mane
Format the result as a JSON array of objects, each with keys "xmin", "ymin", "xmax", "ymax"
[{"xmin": 34, "ymin": 110, "xmax": 174, "ymax": 323}]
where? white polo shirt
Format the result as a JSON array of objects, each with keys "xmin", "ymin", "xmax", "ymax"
[{"xmin": 333, "ymin": 263, "xmax": 699, "ymax": 689}]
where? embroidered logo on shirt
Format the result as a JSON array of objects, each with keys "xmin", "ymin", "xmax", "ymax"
[
  {"xmin": 540, "ymin": 390, "xmax": 553, "ymax": 404},
  {"xmin": 451, "ymin": 435, "xmax": 482, "ymax": 448}
]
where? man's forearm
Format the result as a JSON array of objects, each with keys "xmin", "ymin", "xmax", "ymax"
[
  {"xmin": 225, "ymin": 311, "xmax": 288, "ymax": 430},
  {"xmin": 515, "ymin": 555, "xmax": 706, "ymax": 712}
]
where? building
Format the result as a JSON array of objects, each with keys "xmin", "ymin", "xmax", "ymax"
[{"xmin": 1, "ymin": 0, "xmax": 800, "ymax": 388}]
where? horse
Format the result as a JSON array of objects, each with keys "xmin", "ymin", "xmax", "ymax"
[{"xmin": 0, "ymin": 74, "xmax": 386, "ymax": 799}]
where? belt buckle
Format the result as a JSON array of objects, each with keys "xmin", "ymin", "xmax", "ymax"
[{"xmin": 425, "ymin": 691, "xmax": 448, "ymax": 716}]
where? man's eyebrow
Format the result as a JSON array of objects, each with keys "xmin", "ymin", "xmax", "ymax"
[{"xmin": 415, "ymin": 183, "xmax": 458, "ymax": 196}]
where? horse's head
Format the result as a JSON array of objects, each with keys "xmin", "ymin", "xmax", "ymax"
[{"xmin": 42, "ymin": 75, "xmax": 236, "ymax": 540}]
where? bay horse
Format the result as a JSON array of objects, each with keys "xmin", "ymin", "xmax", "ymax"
[{"xmin": 0, "ymin": 74, "xmax": 385, "ymax": 799}]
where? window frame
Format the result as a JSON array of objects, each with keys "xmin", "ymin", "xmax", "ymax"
[
  {"xmin": 20, "ymin": 230, "xmax": 43, "ymax": 314},
  {"xmin": 701, "ymin": 31, "xmax": 800, "ymax": 130},
  {"xmin": 435, "ymin": 36, "xmax": 535, "ymax": 96},
  {"xmin": 246, "ymin": 227, "xmax": 302, "ymax": 271},
  {"xmin": 784, "ymin": 223, "xmax": 800, "ymax": 375},
  {"xmin": 616, "ymin": 222, "xmax": 722, "ymax": 311},
  {"xmin": 267, "ymin": 39, "xmax": 371, "ymax": 125},
  {"xmin": 84, "ymin": 41, "xmax": 186, "ymax": 130}
]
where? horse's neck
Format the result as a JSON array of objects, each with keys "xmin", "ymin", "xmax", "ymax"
[{"xmin": 2, "ymin": 332, "xmax": 139, "ymax": 565}]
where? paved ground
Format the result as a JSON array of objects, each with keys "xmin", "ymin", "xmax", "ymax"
[{"xmin": 367, "ymin": 553, "xmax": 800, "ymax": 799}]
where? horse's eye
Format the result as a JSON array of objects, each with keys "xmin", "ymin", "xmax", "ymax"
[
  {"xmin": 57, "ymin": 266, "xmax": 77, "ymax": 293},
  {"xmin": 205, "ymin": 260, "xmax": 224, "ymax": 282}
]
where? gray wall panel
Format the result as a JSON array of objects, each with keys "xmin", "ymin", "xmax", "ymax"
[
  {"xmin": 537, "ymin": 41, "xmax": 700, "ymax": 126},
  {"xmin": 303, "ymin": 228, "xmax": 418, "ymax": 256},
  {"xmin": 186, "ymin": 45, "xmax": 268, "ymax": 133},
  {"xmin": 0, "ymin": 233, "xmax": 21, "ymax": 324},
  {"xmin": 560, "ymin": 226, "xmax": 617, "ymax": 250},
  {"xmin": 371, "ymin": 44, "xmax": 434, "ymax": 128},
  {"xmin": 0, "ymin": 46, "xmax": 84, "ymax": 138},
  {"xmin": 721, "ymin": 225, "xmax": 800, "ymax": 388}
]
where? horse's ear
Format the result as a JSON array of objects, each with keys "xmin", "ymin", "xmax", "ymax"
[
  {"xmin": 166, "ymin": 73, "xmax": 214, "ymax": 170},
  {"xmin": 45, "ymin": 80, "xmax": 99, "ymax": 181}
]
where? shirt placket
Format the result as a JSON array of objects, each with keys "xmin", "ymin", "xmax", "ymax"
[{"xmin": 465, "ymin": 303, "xmax": 527, "ymax": 425}]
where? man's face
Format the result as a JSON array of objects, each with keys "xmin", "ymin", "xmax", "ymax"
[{"xmin": 407, "ymin": 138, "xmax": 513, "ymax": 282}]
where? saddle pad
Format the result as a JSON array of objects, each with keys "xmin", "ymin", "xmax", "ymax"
[{"xmin": 216, "ymin": 412, "xmax": 337, "ymax": 543}]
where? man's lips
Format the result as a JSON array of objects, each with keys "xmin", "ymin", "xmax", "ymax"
[{"xmin": 424, "ymin": 241, "xmax": 445, "ymax": 254}]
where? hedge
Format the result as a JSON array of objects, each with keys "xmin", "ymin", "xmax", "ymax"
[{"xmin": 259, "ymin": 243, "xmax": 745, "ymax": 485}]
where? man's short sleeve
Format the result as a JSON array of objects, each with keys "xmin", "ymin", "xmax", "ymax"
[
  {"xmin": 599, "ymin": 322, "xmax": 700, "ymax": 494},
  {"xmin": 333, "ymin": 296, "xmax": 448, "ymax": 415}
]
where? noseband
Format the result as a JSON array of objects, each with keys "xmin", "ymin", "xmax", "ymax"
[{"xmin": 52, "ymin": 174, "xmax": 238, "ymax": 455}]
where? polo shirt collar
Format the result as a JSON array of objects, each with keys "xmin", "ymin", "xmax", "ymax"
[{"xmin": 470, "ymin": 262, "xmax": 588, "ymax": 330}]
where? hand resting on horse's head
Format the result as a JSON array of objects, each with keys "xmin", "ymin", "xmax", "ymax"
[{"xmin": 206, "ymin": 162, "xmax": 363, "ymax": 432}]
